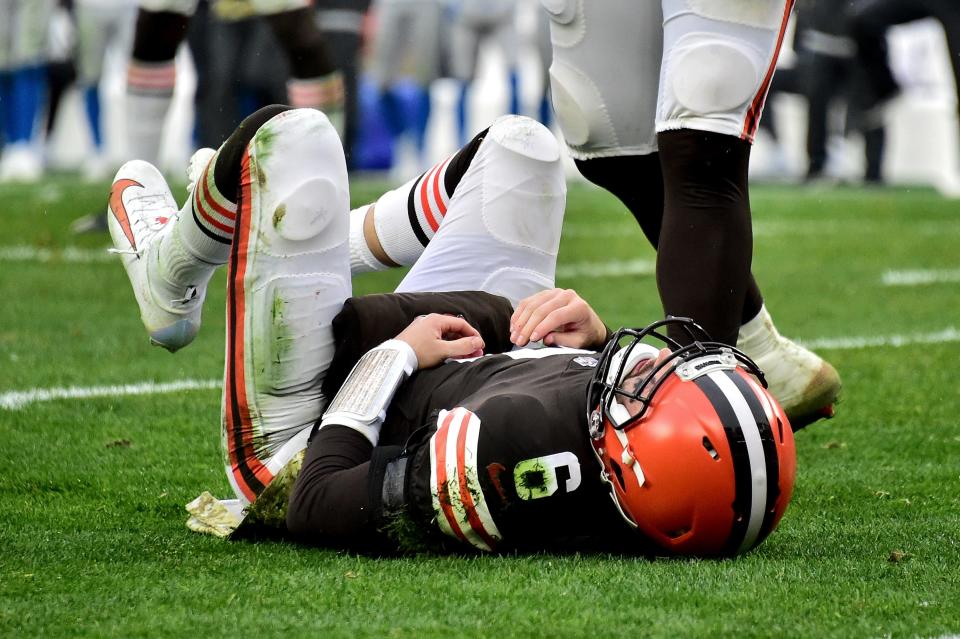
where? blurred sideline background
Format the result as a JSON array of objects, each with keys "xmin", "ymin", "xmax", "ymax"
[{"xmin": 10, "ymin": 3, "xmax": 960, "ymax": 194}]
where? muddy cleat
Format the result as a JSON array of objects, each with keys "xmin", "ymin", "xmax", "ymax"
[
  {"xmin": 739, "ymin": 306, "xmax": 841, "ymax": 430},
  {"xmin": 108, "ymin": 160, "xmax": 202, "ymax": 351}
]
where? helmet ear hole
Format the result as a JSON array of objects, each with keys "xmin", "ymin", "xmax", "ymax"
[
  {"xmin": 702, "ymin": 436, "xmax": 720, "ymax": 460},
  {"xmin": 610, "ymin": 460, "xmax": 626, "ymax": 491},
  {"xmin": 776, "ymin": 417, "xmax": 785, "ymax": 443}
]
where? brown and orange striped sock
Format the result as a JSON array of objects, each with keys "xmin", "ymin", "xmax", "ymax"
[
  {"xmin": 155, "ymin": 105, "xmax": 295, "ymax": 296},
  {"xmin": 152, "ymin": 148, "xmax": 234, "ymax": 302},
  {"xmin": 348, "ymin": 128, "xmax": 487, "ymax": 274}
]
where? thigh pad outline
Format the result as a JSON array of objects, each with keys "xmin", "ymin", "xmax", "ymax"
[
  {"xmin": 549, "ymin": 61, "xmax": 618, "ymax": 153},
  {"xmin": 668, "ymin": 34, "xmax": 760, "ymax": 116}
]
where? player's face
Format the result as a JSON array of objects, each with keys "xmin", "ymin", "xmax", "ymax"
[{"xmin": 620, "ymin": 348, "xmax": 672, "ymax": 417}]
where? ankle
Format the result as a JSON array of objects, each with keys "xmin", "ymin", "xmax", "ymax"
[{"xmin": 738, "ymin": 305, "xmax": 780, "ymax": 357}]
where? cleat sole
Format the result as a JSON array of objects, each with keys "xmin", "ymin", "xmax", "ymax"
[{"xmin": 149, "ymin": 319, "xmax": 199, "ymax": 353}]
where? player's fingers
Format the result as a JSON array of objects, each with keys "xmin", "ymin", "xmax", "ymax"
[
  {"xmin": 520, "ymin": 295, "xmax": 577, "ymax": 342},
  {"xmin": 514, "ymin": 293, "xmax": 572, "ymax": 345},
  {"xmin": 443, "ymin": 335, "xmax": 485, "ymax": 359},
  {"xmin": 544, "ymin": 331, "xmax": 580, "ymax": 347},
  {"xmin": 510, "ymin": 288, "xmax": 560, "ymax": 335},
  {"xmin": 530, "ymin": 305, "xmax": 579, "ymax": 343},
  {"xmin": 429, "ymin": 314, "xmax": 481, "ymax": 339}
]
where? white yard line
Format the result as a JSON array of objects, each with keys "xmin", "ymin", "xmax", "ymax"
[
  {"xmin": 561, "ymin": 219, "xmax": 960, "ymax": 239},
  {"xmin": 4, "ymin": 328, "xmax": 960, "ymax": 410},
  {"xmin": 555, "ymin": 258, "xmax": 655, "ymax": 279},
  {"xmin": 0, "ymin": 245, "xmax": 114, "ymax": 264},
  {"xmin": 0, "ymin": 378, "xmax": 221, "ymax": 410},
  {"xmin": 800, "ymin": 327, "xmax": 960, "ymax": 350},
  {"xmin": 882, "ymin": 268, "xmax": 960, "ymax": 286}
]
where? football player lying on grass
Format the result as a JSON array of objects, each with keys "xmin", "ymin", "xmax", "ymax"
[{"xmin": 109, "ymin": 106, "xmax": 799, "ymax": 556}]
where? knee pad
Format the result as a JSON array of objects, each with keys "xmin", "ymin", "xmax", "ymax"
[
  {"xmin": 272, "ymin": 177, "xmax": 342, "ymax": 242},
  {"xmin": 249, "ymin": 108, "xmax": 349, "ymax": 251},
  {"xmin": 548, "ymin": 61, "xmax": 617, "ymax": 151},
  {"xmin": 474, "ymin": 116, "xmax": 565, "ymax": 255},
  {"xmin": 668, "ymin": 35, "xmax": 760, "ymax": 116},
  {"xmin": 487, "ymin": 115, "xmax": 561, "ymax": 163}
]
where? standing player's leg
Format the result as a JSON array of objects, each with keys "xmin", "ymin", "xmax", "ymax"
[
  {"xmin": 544, "ymin": 0, "xmax": 839, "ymax": 427},
  {"xmin": 655, "ymin": 0, "xmax": 839, "ymax": 426},
  {"xmin": 110, "ymin": 105, "xmax": 350, "ymax": 503},
  {"xmin": 76, "ymin": 0, "xmax": 136, "ymax": 179},
  {"xmin": 349, "ymin": 114, "xmax": 565, "ymax": 306}
]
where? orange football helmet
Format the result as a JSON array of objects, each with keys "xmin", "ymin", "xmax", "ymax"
[{"xmin": 586, "ymin": 318, "xmax": 796, "ymax": 557}]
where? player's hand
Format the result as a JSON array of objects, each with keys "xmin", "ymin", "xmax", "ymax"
[
  {"xmin": 396, "ymin": 313, "xmax": 485, "ymax": 369},
  {"xmin": 510, "ymin": 288, "xmax": 607, "ymax": 350}
]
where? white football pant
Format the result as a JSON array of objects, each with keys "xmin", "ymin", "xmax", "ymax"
[{"xmin": 545, "ymin": 0, "xmax": 795, "ymax": 158}]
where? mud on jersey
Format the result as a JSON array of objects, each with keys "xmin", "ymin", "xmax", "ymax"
[{"xmin": 375, "ymin": 348, "xmax": 639, "ymax": 554}]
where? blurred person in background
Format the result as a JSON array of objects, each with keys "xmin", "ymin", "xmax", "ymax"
[
  {"xmin": 796, "ymin": 0, "xmax": 885, "ymax": 184},
  {"xmin": 847, "ymin": 0, "xmax": 960, "ymax": 188},
  {"xmin": 315, "ymin": 0, "xmax": 371, "ymax": 170},
  {"xmin": 0, "ymin": 0, "xmax": 56, "ymax": 182},
  {"xmin": 189, "ymin": 0, "xmax": 368, "ymax": 163},
  {"xmin": 125, "ymin": 0, "xmax": 344, "ymax": 169},
  {"xmin": 43, "ymin": 0, "xmax": 78, "ymax": 172},
  {"xmin": 188, "ymin": 2, "xmax": 290, "ymax": 150},
  {"xmin": 73, "ymin": 0, "xmax": 139, "ymax": 180},
  {"xmin": 368, "ymin": 0, "xmax": 444, "ymax": 170},
  {"xmin": 545, "ymin": 1, "xmax": 841, "ymax": 428},
  {"xmin": 447, "ymin": 0, "xmax": 519, "ymax": 146}
]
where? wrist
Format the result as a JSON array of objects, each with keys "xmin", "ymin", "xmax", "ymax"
[{"xmin": 380, "ymin": 338, "xmax": 419, "ymax": 372}]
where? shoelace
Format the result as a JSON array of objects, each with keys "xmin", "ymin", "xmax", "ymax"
[
  {"xmin": 107, "ymin": 194, "xmax": 176, "ymax": 258},
  {"xmin": 171, "ymin": 285, "xmax": 199, "ymax": 306}
]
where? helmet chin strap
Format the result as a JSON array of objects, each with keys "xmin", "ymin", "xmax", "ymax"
[
  {"xmin": 605, "ymin": 342, "xmax": 660, "ymax": 428},
  {"xmin": 607, "ymin": 399, "xmax": 633, "ymax": 427},
  {"xmin": 601, "ymin": 343, "xmax": 662, "ymax": 497},
  {"xmin": 612, "ymin": 425, "xmax": 646, "ymax": 488}
]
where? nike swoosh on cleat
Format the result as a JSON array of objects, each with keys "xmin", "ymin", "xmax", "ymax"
[{"xmin": 109, "ymin": 178, "xmax": 144, "ymax": 250}]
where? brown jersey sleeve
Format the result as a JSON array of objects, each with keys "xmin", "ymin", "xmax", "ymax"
[{"xmin": 321, "ymin": 291, "xmax": 515, "ymax": 399}]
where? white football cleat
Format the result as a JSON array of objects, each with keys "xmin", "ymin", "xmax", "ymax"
[
  {"xmin": 0, "ymin": 144, "xmax": 43, "ymax": 183},
  {"xmin": 108, "ymin": 160, "xmax": 201, "ymax": 352},
  {"xmin": 739, "ymin": 306, "xmax": 841, "ymax": 430}
]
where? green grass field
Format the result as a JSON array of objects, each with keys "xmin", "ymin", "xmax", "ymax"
[{"xmin": 1, "ymin": 177, "xmax": 959, "ymax": 638}]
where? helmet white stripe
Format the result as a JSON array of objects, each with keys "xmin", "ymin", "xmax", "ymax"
[{"xmin": 707, "ymin": 371, "xmax": 768, "ymax": 553}]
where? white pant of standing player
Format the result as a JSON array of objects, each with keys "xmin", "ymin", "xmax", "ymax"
[{"xmin": 545, "ymin": 0, "xmax": 794, "ymax": 158}]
